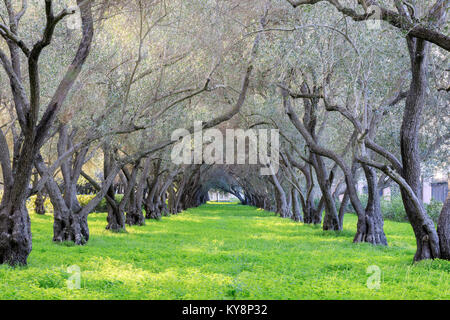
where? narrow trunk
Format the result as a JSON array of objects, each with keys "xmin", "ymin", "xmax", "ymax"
[
  {"xmin": 291, "ymin": 188, "xmax": 303, "ymax": 222},
  {"xmin": 286, "ymin": 187, "xmax": 293, "ymax": 219},
  {"xmin": 338, "ymin": 190, "xmax": 349, "ymax": 229},
  {"xmin": 437, "ymin": 193, "xmax": 450, "ymax": 260},
  {"xmin": 271, "ymin": 172, "xmax": 290, "ymax": 218},
  {"xmin": 103, "ymin": 148, "xmax": 125, "ymax": 232},
  {"xmin": 160, "ymin": 192, "xmax": 169, "ymax": 217},
  {"xmin": 124, "ymin": 162, "xmax": 145, "ymax": 226},
  {"xmin": 32, "ymin": 172, "xmax": 46, "ymax": 215},
  {"xmin": 34, "ymin": 191, "xmax": 46, "ymax": 215},
  {"xmin": 145, "ymin": 162, "xmax": 161, "ymax": 219}
]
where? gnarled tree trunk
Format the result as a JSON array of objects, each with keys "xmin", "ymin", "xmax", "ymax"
[
  {"xmin": 0, "ymin": 196, "xmax": 32, "ymax": 266},
  {"xmin": 0, "ymin": 0, "xmax": 93, "ymax": 265},
  {"xmin": 35, "ymin": 154, "xmax": 89, "ymax": 244}
]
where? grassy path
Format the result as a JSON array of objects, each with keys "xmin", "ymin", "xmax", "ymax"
[{"xmin": 0, "ymin": 203, "xmax": 449, "ymax": 299}]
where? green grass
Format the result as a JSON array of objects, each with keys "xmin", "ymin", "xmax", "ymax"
[{"xmin": 0, "ymin": 203, "xmax": 449, "ymax": 299}]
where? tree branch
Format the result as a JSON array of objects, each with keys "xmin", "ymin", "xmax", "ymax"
[{"xmin": 286, "ymin": 0, "xmax": 450, "ymax": 52}]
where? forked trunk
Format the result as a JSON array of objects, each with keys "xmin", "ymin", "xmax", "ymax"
[
  {"xmin": 106, "ymin": 201, "xmax": 126, "ymax": 232},
  {"xmin": 359, "ymin": 165, "xmax": 387, "ymax": 245},
  {"xmin": 35, "ymin": 157, "xmax": 90, "ymax": 245},
  {"xmin": 50, "ymin": 193, "xmax": 89, "ymax": 244},
  {"xmin": 53, "ymin": 208, "xmax": 89, "ymax": 244},
  {"xmin": 313, "ymin": 155, "xmax": 339, "ymax": 231},
  {"xmin": 126, "ymin": 190, "xmax": 145, "ymax": 226}
]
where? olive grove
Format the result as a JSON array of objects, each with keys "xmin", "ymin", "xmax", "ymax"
[{"xmin": 0, "ymin": 0, "xmax": 448, "ymax": 266}]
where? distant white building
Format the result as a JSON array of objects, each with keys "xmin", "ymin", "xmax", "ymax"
[
  {"xmin": 208, "ymin": 191, "xmax": 239, "ymax": 202},
  {"xmin": 356, "ymin": 171, "xmax": 449, "ymax": 204},
  {"xmin": 422, "ymin": 178, "xmax": 448, "ymax": 203}
]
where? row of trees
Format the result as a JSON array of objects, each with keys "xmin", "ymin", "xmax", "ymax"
[{"xmin": 0, "ymin": 0, "xmax": 448, "ymax": 266}]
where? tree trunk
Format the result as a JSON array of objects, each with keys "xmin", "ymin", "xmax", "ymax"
[
  {"xmin": 51, "ymin": 193, "xmax": 88, "ymax": 245},
  {"xmin": 291, "ymin": 188, "xmax": 303, "ymax": 222},
  {"xmin": 437, "ymin": 193, "xmax": 450, "ymax": 260},
  {"xmin": 145, "ymin": 178, "xmax": 161, "ymax": 220},
  {"xmin": 400, "ymin": 38, "xmax": 440, "ymax": 261},
  {"xmin": 53, "ymin": 207, "xmax": 89, "ymax": 245},
  {"xmin": 0, "ymin": 0, "xmax": 93, "ymax": 266},
  {"xmin": 0, "ymin": 130, "xmax": 35, "ymax": 265},
  {"xmin": 338, "ymin": 190, "xmax": 349, "ymax": 229},
  {"xmin": 35, "ymin": 156, "xmax": 89, "ymax": 244},
  {"xmin": 160, "ymin": 192, "xmax": 169, "ymax": 217},
  {"xmin": 270, "ymin": 168, "xmax": 290, "ymax": 218},
  {"xmin": 301, "ymin": 86, "xmax": 339, "ymax": 230},
  {"xmin": 312, "ymin": 155, "xmax": 339, "ymax": 231},
  {"xmin": 312, "ymin": 198, "xmax": 324, "ymax": 225},
  {"xmin": 103, "ymin": 147, "xmax": 126, "ymax": 232},
  {"xmin": 153, "ymin": 195, "xmax": 163, "ymax": 219},
  {"xmin": 145, "ymin": 161, "xmax": 162, "ymax": 219},
  {"xmin": 32, "ymin": 172, "xmax": 46, "ymax": 215},
  {"xmin": 173, "ymin": 174, "xmax": 188, "ymax": 213},
  {"xmin": 0, "ymin": 197, "xmax": 32, "ymax": 266},
  {"xmin": 34, "ymin": 191, "xmax": 46, "ymax": 215},
  {"xmin": 286, "ymin": 187, "xmax": 293, "ymax": 219},
  {"xmin": 123, "ymin": 162, "xmax": 145, "ymax": 226},
  {"xmin": 302, "ymin": 197, "xmax": 313, "ymax": 223},
  {"xmin": 126, "ymin": 190, "xmax": 145, "ymax": 226},
  {"xmin": 360, "ymin": 165, "xmax": 387, "ymax": 245},
  {"xmin": 106, "ymin": 201, "xmax": 126, "ymax": 232}
]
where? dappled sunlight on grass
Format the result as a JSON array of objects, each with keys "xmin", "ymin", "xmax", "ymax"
[{"xmin": 0, "ymin": 203, "xmax": 448, "ymax": 299}]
